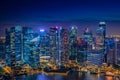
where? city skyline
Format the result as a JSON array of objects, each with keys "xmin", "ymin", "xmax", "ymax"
[
  {"xmin": 0, "ymin": 21, "xmax": 120, "ymax": 37},
  {"xmin": 0, "ymin": 0, "xmax": 120, "ymax": 79},
  {"xmin": 2, "ymin": 22, "xmax": 120, "ymax": 69}
]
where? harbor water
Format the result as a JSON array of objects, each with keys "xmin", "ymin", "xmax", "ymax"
[{"xmin": 15, "ymin": 72, "xmax": 119, "ymax": 80}]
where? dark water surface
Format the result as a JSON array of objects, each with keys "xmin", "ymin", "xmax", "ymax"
[{"xmin": 15, "ymin": 72, "xmax": 119, "ymax": 80}]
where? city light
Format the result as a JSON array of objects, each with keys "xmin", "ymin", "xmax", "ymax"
[
  {"xmin": 40, "ymin": 29, "xmax": 45, "ymax": 32},
  {"xmin": 0, "ymin": 22, "xmax": 120, "ymax": 80},
  {"xmin": 56, "ymin": 26, "xmax": 59, "ymax": 29},
  {"xmin": 0, "ymin": 0, "xmax": 120, "ymax": 79},
  {"xmin": 99, "ymin": 22, "xmax": 106, "ymax": 25},
  {"xmin": 71, "ymin": 26, "xmax": 74, "ymax": 29}
]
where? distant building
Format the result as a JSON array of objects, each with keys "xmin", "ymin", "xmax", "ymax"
[
  {"xmin": 96, "ymin": 22, "xmax": 106, "ymax": 63},
  {"xmin": 96, "ymin": 22, "xmax": 106, "ymax": 50},
  {"xmin": 49, "ymin": 27, "xmax": 59, "ymax": 65},
  {"xmin": 77, "ymin": 38, "xmax": 87, "ymax": 64},
  {"xmin": 106, "ymin": 38, "xmax": 115, "ymax": 66},
  {"xmin": 82, "ymin": 28, "xmax": 102, "ymax": 66},
  {"xmin": 6, "ymin": 26, "xmax": 23, "ymax": 69},
  {"xmin": 0, "ymin": 37, "xmax": 5, "ymax": 60},
  {"xmin": 69, "ymin": 26, "xmax": 78, "ymax": 61},
  {"xmin": 23, "ymin": 27, "xmax": 40, "ymax": 68},
  {"xmin": 39, "ymin": 29, "xmax": 50, "ymax": 64},
  {"xmin": 114, "ymin": 37, "xmax": 120, "ymax": 67},
  {"xmin": 87, "ymin": 50, "xmax": 103, "ymax": 66},
  {"xmin": 5, "ymin": 26, "xmax": 40, "ymax": 68},
  {"xmin": 60, "ymin": 28, "xmax": 69, "ymax": 65}
]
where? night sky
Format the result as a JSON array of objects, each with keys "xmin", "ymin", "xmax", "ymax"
[{"xmin": 0, "ymin": 0, "xmax": 120, "ymax": 36}]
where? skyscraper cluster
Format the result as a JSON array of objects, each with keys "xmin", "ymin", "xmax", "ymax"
[{"xmin": 0, "ymin": 22, "xmax": 120, "ymax": 68}]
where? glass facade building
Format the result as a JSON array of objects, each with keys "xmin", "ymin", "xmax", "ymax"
[
  {"xmin": 23, "ymin": 27, "xmax": 40, "ymax": 68},
  {"xmin": 77, "ymin": 38, "xmax": 87, "ymax": 64},
  {"xmin": 60, "ymin": 28, "xmax": 69, "ymax": 65},
  {"xmin": 96, "ymin": 22, "xmax": 106, "ymax": 63},
  {"xmin": 39, "ymin": 29, "xmax": 50, "ymax": 65},
  {"xmin": 69, "ymin": 26, "xmax": 78, "ymax": 61},
  {"xmin": 0, "ymin": 37, "xmax": 5, "ymax": 60},
  {"xmin": 6, "ymin": 26, "xmax": 23, "ymax": 69},
  {"xmin": 5, "ymin": 26, "xmax": 40, "ymax": 68},
  {"xmin": 49, "ymin": 27, "xmax": 59, "ymax": 65}
]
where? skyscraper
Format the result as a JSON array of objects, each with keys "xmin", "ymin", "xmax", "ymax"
[
  {"xmin": 106, "ymin": 38, "xmax": 115, "ymax": 65},
  {"xmin": 60, "ymin": 28, "xmax": 69, "ymax": 65},
  {"xmin": 96, "ymin": 22, "xmax": 106, "ymax": 50},
  {"xmin": 6, "ymin": 26, "xmax": 23, "ymax": 69},
  {"xmin": 114, "ymin": 37, "xmax": 120, "ymax": 67},
  {"xmin": 77, "ymin": 38, "xmax": 87, "ymax": 65},
  {"xmin": 69, "ymin": 26, "xmax": 78, "ymax": 61},
  {"xmin": 82, "ymin": 27, "xmax": 94, "ymax": 50},
  {"xmin": 23, "ymin": 27, "xmax": 40, "ymax": 68},
  {"xmin": 49, "ymin": 27, "xmax": 59, "ymax": 65},
  {"xmin": 96, "ymin": 22, "xmax": 106, "ymax": 63},
  {"xmin": 6, "ymin": 26, "xmax": 40, "ymax": 68},
  {"xmin": 0, "ymin": 37, "xmax": 5, "ymax": 60},
  {"xmin": 82, "ymin": 28, "xmax": 102, "ymax": 66},
  {"xmin": 39, "ymin": 29, "xmax": 50, "ymax": 65}
]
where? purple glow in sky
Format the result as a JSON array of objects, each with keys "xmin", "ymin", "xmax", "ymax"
[{"xmin": 0, "ymin": 21, "xmax": 120, "ymax": 37}]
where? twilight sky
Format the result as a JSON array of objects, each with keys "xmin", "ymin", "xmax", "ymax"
[{"xmin": 0, "ymin": 0, "xmax": 120, "ymax": 36}]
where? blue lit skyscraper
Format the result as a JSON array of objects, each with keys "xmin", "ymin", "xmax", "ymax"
[
  {"xmin": 39, "ymin": 29, "xmax": 50, "ymax": 65},
  {"xmin": 6, "ymin": 26, "xmax": 40, "ymax": 68},
  {"xmin": 23, "ymin": 27, "xmax": 40, "ymax": 68},
  {"xmin": 96, "ymin": 22, "xmax": 106, "ymax": 50},
  {"xmin": 96, "ymin": 22, "xmax": 106, "ymax": 63},
  {"xmin": 6, "ymin": 26, "xmax": 23, "ymax": 69},
  {"xmin": 114, "ymin": 37, "xmax": 120, "ymax": 67},
  {"xmin": 106, "ymin": 37, "xmax": 115, "ymax": 65}
]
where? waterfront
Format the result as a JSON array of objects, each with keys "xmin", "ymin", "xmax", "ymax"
[{"xmin": 15, "ymin": 72, "xmax": 119, "ymax": 80}]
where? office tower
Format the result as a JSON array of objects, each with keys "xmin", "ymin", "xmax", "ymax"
[
  {"xmin": 96, "ymin": 22, "xmax": 106, "ymax": 62},
  {"xmin": 0, "ymin": 37, "xmax": 6, "ymax": 67},
  {"xmin": 5, "ymin": 28, "xmax": 11, "ymax": 66},
  {"xmin": 39, "ymin": 29, "xmax": 50, "ymax": 65},
  {"xmin": 110, "ymin": 35, "xmax": 120, "ymax": 67},
  {"xmin": 23, "ymin": 27, "xmax": 33, "ymax": 65},
  {"xmin": 69, "ymin": 26, "xmax": 78, "ymax": 61},
  {"xmin": 96, "ymin": 22, "xmax": 106, "ymax": 50},
  {"xmin": 5, "ymin": 26, "xmax": 40, "ymax": 68},
  {"xmin": 49, "ymin": 27, "xmax": 59, "ymax": 65},
  {"xmin": 60, "ymin": 28, "xmax": 69, "ymax": 65},
  {"xmin": 30, "ymin": 32, "xmax": 40, "ymax": 68},
  {"xmin": 23, "ymin": 27, "xmax": 40, "ymax": 68},
  {"xmin": 114, "ymin": 37, "xmax": 120, "ymax": 67},
  {"xmin": 86, "ymin": 50, "xmax": 103, "ymax": 66},
  {"xmin": 77, "ymin": 38, "xmax": 87, "ymax": 65},
  {"xmin": 83, "ymin": 28, "xmax": 93, "ymax": 50},
  {"xmin": 82, "ymin": 28, "xmax": 101, "ymax": 65},
  {"xmin": 106, "ymin": 38, "xmax": 115, "ymax": 65},
  {"xmin": 0, "ymin": 37, "xmax": 5, "ymax": 60},
  {"xmin": 116, "ymin": 40, "xmax": 120, "ymax": 67},
  {"xmin": 6, "ymin": 26, "xmax": 23, "ymax": 69}
]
